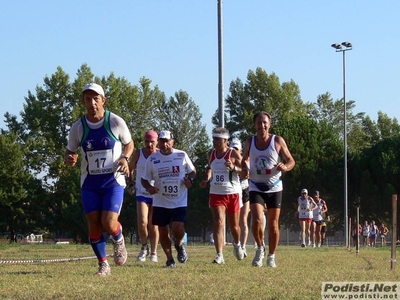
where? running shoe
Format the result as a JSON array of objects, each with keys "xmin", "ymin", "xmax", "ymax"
[
  {"xmin": 137, "ymin": 244, "xmax": 149, "ymax": 262},
  {"xmin": 242, "ymin": 246, "xmax": 248, "ymax": 258},
  {"xmin": 312, "ymin": 243, "xmax": 316, "ymax": 248},
  {"xmin": 149, "ymin": 253, "xmax": 158, "ymax": 263},
  {"xmin": 301, "ymin": 243, "xmax": 306, "ymax": 248},
  {"xmin": 95, "ymin": 261, "xmax": 111, "ymax": 276},
  {"xmin": 267, "ymin": 255, "xmax": 277, "ymax": 268},
  {"xmin": 252, "ymin": 246, "xmax": 265, "ymax": 267},
  {"xmin": 213, "ymin": 253, "xmax": 225, "ymax": 264},
  {"xmin": 166, "ymin": 257, "xmax": 176, "ymax": 268},
  {"xmin": 175, "ymin": 243, "xmax": 188, "ymax": 263},
  {"xmin": 113, "ymin": 236, "xmax": 127, "ymax": 265},
  {"xmin": 233, "ymin": 244, "xmax": 244, "ymax": 260}
]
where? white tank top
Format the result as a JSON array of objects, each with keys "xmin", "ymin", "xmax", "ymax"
[
  {"xmin": 363, "ymin": 225, "xmax": 370, "ymax": 236},
  {"xmin": 135, "ymin": 148, "xmax": 154, "ymax": 198},
  {"xmin": 312, "ymin": 199, "xmax": 324, "ymax": 221},
  {"xmin": 298, "ymin": 197, "xmax": 313, "ymax": 219},
  {"xmin": 209, "ymin": 149, "xmax": 241, "ymax": 195},
  {"xmin": 249, "ymin": 135, "xmax": 283, "ymax": 193}
]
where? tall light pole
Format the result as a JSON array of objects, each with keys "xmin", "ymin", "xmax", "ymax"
[
  {"xmin": 217, "ymin": 0, "xmax": 227, "ymax": 244},
  {"xmin": 217, "ymin": 0, "xmax": 224, "ymax": 127},
  {"xmin": 331, "ymin": 41, "xmax": 353, "ymax": 247}
]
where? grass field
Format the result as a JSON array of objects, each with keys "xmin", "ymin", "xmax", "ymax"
[{"xmin": 0, "ymin": 242, "xmax": 398, "ymax": 300}]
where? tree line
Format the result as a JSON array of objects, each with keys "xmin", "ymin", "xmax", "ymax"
[{"xmin": 1, "ymin": 64, "xmax": 399, "ymax": 242}]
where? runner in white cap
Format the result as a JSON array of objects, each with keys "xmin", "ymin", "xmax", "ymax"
[
  {"xmin": 141, "ymin": 130, "xmax": 196, "ymax": 268},
  {"xmin": 65, "ymin": 83, "xmax": 134, "ymax": 276}
]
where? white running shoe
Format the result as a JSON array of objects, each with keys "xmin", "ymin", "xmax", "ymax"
[
  {"xmin": 233, "ymin": 244, "xmax": 244, "ymax": 260},
  {"xmin": 252, "ymin": 246, "xmax": 265, "ymax": 267},
  {"xmin": 137, "ymin": 244, "xmax": 149, "ymax": 262},
  {"xmin": 317, "ymin": 243, "xmax": 321, "ymax": 248},
  {"xmin": 242, "ymin": 246, "xmax": 247, "ymax": 258},
  {"xmin": 312, "ymin": 243, "xmax": 316, "ymax": 248},
  {"xmin": 149, "ymin": 253, "xmax": 158, "ymax": 263},
  {"xmin": 95, "ymin": 261, "xmax": 111, "ymax": 276},
  {"xmin": 267, "ymin": 255, "xmax": 277, "ymax": 268},
  {"xmin": 213, "ymin": 253, "xmax": 225, "ymax": 264},
  {"xmin": 113, "ymin": 236, "xmax": 127, "ymax": 265}
]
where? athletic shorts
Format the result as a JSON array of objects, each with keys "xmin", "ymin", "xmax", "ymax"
[
  {"xmin": 313, "ymin": 220, "xmax": 323, "ymax": 225},
  {"xmin": 136, "ymin": 195, "xmax": 153, "ymax": 205},
  {"xmin": 152, "ymin": 206, "xmax": 187, "ymax": 227},
  {"xmin": 299, "ymin": 218, "xmax": 313, "ymax": 223},
  {"xmin": 209, "ymin": 193, "xmax": 240, "ymax": 214},
  {"xmin": 242, "ymin": 187, "xmax": 250, "ymax": 203},
  {"xmin": 321, "ymin": 226, "xmax": 327, "ymax": 233},
  {"xmin": 81, "ymin": 186, "xmax": 124, "ymax": 215},
  {"xmin": 370, "ymin": 234, "xmax": 376, "ymax": 239},
  {"xmin": 249, "ymin": 191, "xmax": 282, "ymax": 209}
]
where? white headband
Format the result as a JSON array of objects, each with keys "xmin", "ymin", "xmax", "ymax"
[{"xmin": 212, "ymin": 133, "xmax": 230, "ymax": 139}]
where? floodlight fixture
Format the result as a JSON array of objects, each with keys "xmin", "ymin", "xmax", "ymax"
[
  {"xmin": 331, "ymin": 43, "xmax": 342, "ymax": 50},
  {"xmin": 341, "ymin": 41, "xmax": 353, "ymax": 48}
]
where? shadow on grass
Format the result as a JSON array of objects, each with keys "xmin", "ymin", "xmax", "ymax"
[{"xmin": 3, "ymin": 271, "xmax": 45, "ymax": 275}]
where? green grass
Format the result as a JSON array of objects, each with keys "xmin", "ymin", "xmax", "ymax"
[{"xmin": 0, "ymin": 243, "xmax": 398, "ymax": 299}]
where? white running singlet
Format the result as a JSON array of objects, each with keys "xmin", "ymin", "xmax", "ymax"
[
  {"xmin": 135, "ymin": 148, "xmax": 155, "ymax": 198},
  {"xmin": 142, "ymin": 149, "xmax": 195, "ymax": 208},
  {"xmin": 298, "ymin": 197, "xmax": 313, "ymax": 219},
  {"xmin": 209, "ymin": 149, "xmax": 241, "ymax": 195},
  {"xmin": 248, "ymin": 135, "xmax": 283, "ymax": 193}
]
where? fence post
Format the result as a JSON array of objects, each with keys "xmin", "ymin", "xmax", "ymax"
[{"xmin": 356, "ymin": 206, "xmax": 360, "ymax": 254}]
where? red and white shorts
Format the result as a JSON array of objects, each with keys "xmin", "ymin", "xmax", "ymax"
[{"xmin": 209, "ymin": 193, "xmax": 240, "ymax": 214}]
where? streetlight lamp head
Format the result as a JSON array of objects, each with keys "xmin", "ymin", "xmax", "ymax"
[
  {"xmin": 341, "ymin": 41, "xmax": 352, "ymax": 48},
  {"xmin": 331, "ymin": 43, "xmax": 342, "ymax": 50}
]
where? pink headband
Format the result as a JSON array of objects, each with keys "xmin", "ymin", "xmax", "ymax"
[{"xmin": 144, "ymin": 130, "xmax": 158, "ymax": 140}]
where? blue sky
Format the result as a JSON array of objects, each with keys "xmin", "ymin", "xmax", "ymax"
[{"xmin": 1, "ymin": 1, "xmax": 399, "ymax": 135}]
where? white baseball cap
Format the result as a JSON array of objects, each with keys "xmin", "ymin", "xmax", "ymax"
[
  {"xmin": 301, "ymin": 189, "xmax": 308, "ymax": 194},
  {"xmin": 159, "ymin": 130, "xmax": 174, "ymax": 140},
  {"xmin": 231, "ymin": 140, "xmax": 242, "ymax": 150},
  {"xmin": 82, "ymin": 83, "xmax": 105, "ymax": 97}
]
